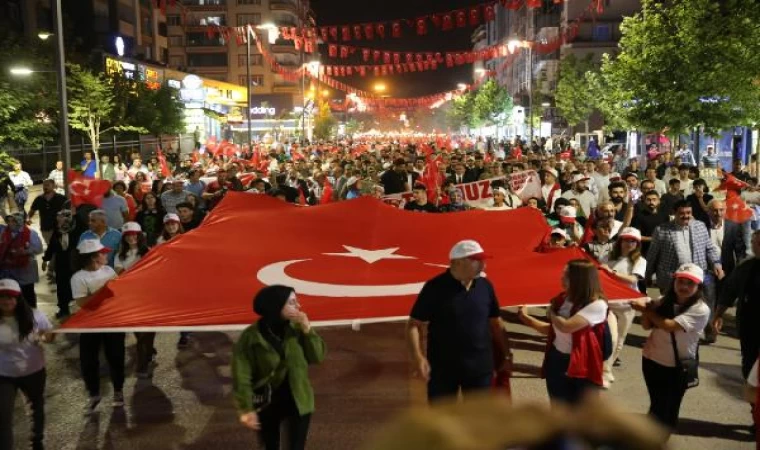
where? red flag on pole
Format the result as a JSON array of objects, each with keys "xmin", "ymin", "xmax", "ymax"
[
  {"xmin": 156, "ymin": 148, "xmax": 171, "ymax": 178},
  {"xmin": 68, "ymin": 170, "xmax": 112, "ymax": 207}
]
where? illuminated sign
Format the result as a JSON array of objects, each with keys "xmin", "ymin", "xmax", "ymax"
[
  {"xmin": 183, "ymin": 75, "xmax": 203, "ymax": 90},
  {"xmin": 105, "ymin": 57, "xmax": 136, "ymax": 80},
  {"xmin": 250, "ymin": 106, "xmax": 276, "ymax": 115},
  {"xmin": 115, "ymin": 37, "xmax": 125, "ymax": 56},
  {"xmin": 167, "ymin": 79, "xmax": 181, "ymax": 89}
]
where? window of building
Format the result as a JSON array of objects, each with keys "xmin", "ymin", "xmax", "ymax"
[
  {"xmin": 188, "ymin": 52, "xmax": 228, "ymax": 67},
  {"xmin": 237, "ymin": 0, "xmax": 261, "ymax": 4},
  {"xmin": 592, "ymin": 24, "xmax": 611, "ymax": 42},
  {"xmin": 158, "ymin": 22, "xmax": 168, "ymax": 37},
  {"xmin": 167, "ymin": 15, "xmax": 181, "ymax": 26},
  {"xmin": 237, "ymin": 13, "xmax": 261, "ymax": 26},
  {"xmin": 237, "ymin": 54, "xmax": 263, "ymax": 66},
  {"xmin": 189, "ymin": 14, "xmax": 226, "ymax": 26},
  {"xmin": 169, "ymin": 56, "xmax": 184, "ymax": 68},
  {"xmin": 185, "ymin": 32, "xmax": 224, "ymax": 46},
  {"xmin": 160, "ymin": 48, "xmax": 169, "ymax": 63},
  {"xmin": 239, "ymin": 75, "xmax": 264, "ymax": 86},
  {"xmin": 168, "ymin": 35, "xmax": 183, "ymax": 46}
]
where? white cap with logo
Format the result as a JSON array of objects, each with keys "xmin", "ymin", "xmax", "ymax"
[
  {"xmin": 674, "ymin": 263, "xmax": 704, "ymax": 284},
  {"xmin": 0, "ymin": 278, "xmax": 21, "ymax": 296},
  {"xmin": 449, "ymin": 240, "xmax": 491, "ymax": 261},
  {"xmin": 77, "ymin": 239, "xmax": 111, "ymax": 254},
  {"xmin": 618, "ymin": 227, "xmax": 642, "ymax": 241}
]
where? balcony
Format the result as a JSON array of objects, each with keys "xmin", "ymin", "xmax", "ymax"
[
  {"xmin": 269, "ymin": 1, "xmax": 298, "ymax": 16},
  {"xmin": 183, "ymin": 0, "xmax": 226, "ymax": 10},
  {"xmin": 271, "ymin": 41, "xmax": 299, "ymax": 55}
]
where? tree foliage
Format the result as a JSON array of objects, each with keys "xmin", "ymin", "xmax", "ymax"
[
  {"xmin": 0, "ymin": 32, "xmax": 58, "ymax": 148},
  {"xmin": 313, "ymin": 100, "xmax": 337, "ymax": 140},
  {"xmin": 67, "ymin": 64, "xmax": 144, "ymax": 173},
  {"xmin": 474, "ymin": 79, "xmax": 513, "ymax": 125},
  {"xmin": 599, "ymin": 0, "xmax": 760, "ymax": 135},
  {"xmin": 555, "ymin": 54, "xmax": 598, "ymax": 128},
  {"xmin": 447, "ymin": 91, "xmax": 478, "ymax": 130}
]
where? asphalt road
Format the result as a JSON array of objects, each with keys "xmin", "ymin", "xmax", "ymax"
[{"xmin": 9, "ymin": 187, "xmax": 756, "ymax": 449}]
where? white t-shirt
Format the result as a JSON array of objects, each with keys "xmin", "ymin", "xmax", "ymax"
[
  {"xmin": 553, "ymin": 299, "xmax": 608, "ymax": 354},
  {"xmin": 609, "ymin": 256, "xmax": 647, "ymax": 291},
  {"xmin": 115, "ymin": 249, "xmax": 142, "ymax": 273},
  {"xmin": 71, "ymin": 266, "xmax": 118, "ymax": 299},
  {"xmin": 0, "ymin": 309, "xmax": 53, "ymax": 377},
  {"xmin": 642, "ymin": 300, "xmax": 710, "ymax": 367}
]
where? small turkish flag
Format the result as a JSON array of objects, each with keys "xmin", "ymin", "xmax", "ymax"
[{"xmin": 68, "ymin": 170, "xmax": 112, "ymax": 207}]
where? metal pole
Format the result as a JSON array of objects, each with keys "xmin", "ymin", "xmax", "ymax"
[
  {"xmin": 54, "ymin": 0, "xmax": 71, "ymax": 195},
  {"xmin": 246, "ymin": 26, "xmax": 253, "ymax": 149},
  {"xmin": 528, "ymin": 47, "xmax": 533, "ymax": 147}
]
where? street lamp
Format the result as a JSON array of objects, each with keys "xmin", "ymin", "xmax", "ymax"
[
  {"xmin": 457, "ymin": 83, "xmax": 467, "ymax": 90},
  {"xmin": 38, "ymin": 31, "xmax": 52, "ymax": 41},
  {"xmin": 9, "ymin": 67, "xmax": 35, "ymax": 76},
  {"xmin": 321, "ymin": 89, "xmax": 329, "ymax": 98},
  {"xmin": 374, "ymin": 82, "xmax": 386, "ymax": 93}
]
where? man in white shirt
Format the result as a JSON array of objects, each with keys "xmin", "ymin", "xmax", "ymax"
[
  {"xmin": 561, "ymin": 174, "xmax": 597, "ymax": 218},
  {"xmin": 48, "ymin": 161, "xmax": 66, "ymax": 195},
  {"xmin": 644, "ymin": 167, "xmax": 667, "ymax": 196}
]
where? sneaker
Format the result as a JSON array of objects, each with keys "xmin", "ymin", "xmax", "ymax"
[
  {"xmin": 613, "ymin": 358, "xmax": 622, "ymax": 367},
  {"xmin": 84, "ymin": 396, "xmax": 101, "ymax": 415},
  {"xmin": 177, "ymin": 336, "xmax": 189, "ymax": 349},
  {"xmin": 112, "ymin": 391, "xmax": 124, "ymax": 407}
]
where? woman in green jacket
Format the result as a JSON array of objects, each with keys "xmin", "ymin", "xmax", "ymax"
[{"xmin": 233, "ymin": 285, "xmax": 326, "ymax": 450}]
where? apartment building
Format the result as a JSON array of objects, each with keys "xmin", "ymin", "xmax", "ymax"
[
  {"xmin": 165, "ymin": 0, "xmax": 308, "ymax": 109},
  {"xmin": 8, "ymin": 0, "xmax": 168, "ymax": 64}
]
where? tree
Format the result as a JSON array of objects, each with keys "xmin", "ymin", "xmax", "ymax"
[
  {"xmin": 0, "ymin": 32, "xmax": 58, "ymax": 148},
  {"xmin": 474, "ymin": 79, "xmax": 513, "ymax": 125},
  {"xmin": 131, "ymin": 82, "xmax": 185, "ymax": 148},
  {"xmin": 555, "ymin": 54, "xmax": 599, "ymax": 132},
  {"xmin": 313, "ymin": 100, "xmax": 337, "ymax": 140},
  {"xmin": 67, "ymin": 64, "xmax": 144, "ymax": 174},
  {"xmin": 599, "ymin": 0, "xmax": 760, "ymax": 135},
  {"xmin": 344, "ymin": 118, "xmax": 364, "ymax": 136},
  {"xmin": 447, "ymin": 91, "xmax": 478, "ymax": 130}
]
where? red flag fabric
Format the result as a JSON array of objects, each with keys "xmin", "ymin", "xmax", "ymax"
[
  {"xmin": 156, "ymin": 148, "xmax": 171, "ymax": 178},
  {"xmin": 320, "ymin": 180, "xmax": 334, "ymax": 204},
  {"xmin": 68, "ymin": 170, "xmax": 112, "ymax": 208},
  {"xmin": 191, "ymin": 150, "xmax": 200, "ymax": 164},
  {"xmin": 59, "ymin": 195, "xmax": 643, "ymax": 332}
]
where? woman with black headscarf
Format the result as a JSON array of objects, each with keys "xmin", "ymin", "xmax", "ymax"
[{"xmin": 233, "ymin": 285, "xmax": 326, "ymax": 450}]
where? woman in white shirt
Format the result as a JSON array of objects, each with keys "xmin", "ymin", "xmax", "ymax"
[
  {"xmin": 156, "ymin": 213, "xmax": 184, "ymax": 245},
  {"xmin": 71, "ymin": 239, "xmax": 122, "ymax": 414},
  {"xmin": 599, "ymin": 227, "xmax": 647, "ymax": 388},
  {"xmin": 518, "ymin": 259, "xmax": 609, "ymax": 405},
  {"xmin": 631, "ymin": 263, "xmax": 710, "ymax": 431},
  {"xmin": 0, "ymin": 278, "xmax": 53, "ymax": 450},
  {"xmin": 114, "ymin": 222, "xmax": 155, "ymax": 378}
]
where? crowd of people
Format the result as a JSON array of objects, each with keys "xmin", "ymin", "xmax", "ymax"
[{"xmin": 1, "ymin": 136, "xmax": 759, "ymax": 450}]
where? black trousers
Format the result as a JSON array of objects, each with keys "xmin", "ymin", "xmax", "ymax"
[
  {"xmin": 427, "ymin": 368, "xmax": 493, "ymax": 402},
  {"xmin": 544, "ymin": 346, "xmax": 598, "ymax": 406},
  {"xmin": 642, "ymin": 357, "xmax": 687, "ymax": 429},
  {"xmin": 259, "ymin": 382, "xmax": 311, "ymax": 450},
  {"xmin": 740, "ymin": 332, "xmax": 759, "ymax": 380},
  {"xmin": 0, "ymin": 369, "xmax": 46, "ymax": 450},
  {"xmin": 55, "ymin": 271, "xmax": 73, "ymax": 315},
  {"xmin": 79, "ymin": 333, "xmax": 125, "ymax": 397},
  {"xmin": 21, "ymin": 283, "xmax": 37, "ymax": 309},
  {"xmin": 135, "ymin": 332, "xmax": 157, "ymax": 373}
]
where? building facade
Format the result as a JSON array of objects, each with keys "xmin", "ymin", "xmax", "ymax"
[
  {"xmin": 9, "ymin": 0, "xmax": 168, "ymax": 65},
  {"xmin": 165, "ymin": 0, "xmax": 308, "ymax": 110}
]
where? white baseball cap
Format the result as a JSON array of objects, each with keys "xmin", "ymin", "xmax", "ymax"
[
  {"xmin": 572, "ymin": 174, "xmax": 590, "ymax": 184},
  {"xmin": 346, "ymin": 176, "xmax": 360, "ymax": 187},
  {"xmin": 674, "ymin": 263, "xmax": 704, "ymax": 284},
  {"xmin": 121, "ymin": 221, "xmax": 142, "ymax": 236},
  {"xmin": 618, "ymin": 227, "xmax": 642, "ymax": 241},
  {"xmin": 559, "ymin": 206, "xmax": 577, "ymax": 218},
  {"xmin": 550, "ymin": 228, "xmax": 569, "ymax": 240},
  {"xmin": 77, "ymin": 239, "xmax": 111, "ymax": 255},
  {"xmin": 609, "ymin": 172, "xmax": 622, "ymax": 181},
  {"xmin": 164, "ymin": 213, "xmax": 180, "ymax": 224},
  {"xmin": 449, "ymin": 240, "xmax": 491, "ymax": 261},
  {"xmin": 0, "ymin": 278, "xmax": 21, "ymax": 296},
  {"xmin": 493, "ymin": 187, "xmax": 508, "ymax": 197}
]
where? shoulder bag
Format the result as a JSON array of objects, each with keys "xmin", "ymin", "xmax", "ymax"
[{"xmin": 670, "ymin": 332, "xmax": 699, "ymax": 389}]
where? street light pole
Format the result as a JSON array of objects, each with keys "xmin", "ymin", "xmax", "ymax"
[
  {"xmin": 53, "ymin": 0, "xmax": 71, "ymax": 193},
  {"xmin": 246, "ymin": 25, "xmax": 253, "ymax": 149},
  {"xmin": 528, "ymin": 46, "xmax": 534, "ymax": 147}
]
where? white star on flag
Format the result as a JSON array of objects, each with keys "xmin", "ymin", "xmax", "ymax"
[{"xmin": 323, "ymin": 246, "xmax": 417, "ymax": 264}]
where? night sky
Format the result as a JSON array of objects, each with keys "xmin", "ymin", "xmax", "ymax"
[{"xmin": 310, "ymin": 0, "xmax": 483, "ymax": 98}]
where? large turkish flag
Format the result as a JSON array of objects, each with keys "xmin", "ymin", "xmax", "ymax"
[{"xmin": 60, "ymin": 194, "xmax": 643, "ymax": 332}]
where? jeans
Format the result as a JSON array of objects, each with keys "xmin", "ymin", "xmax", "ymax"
[
  {"xmin": 427, "ymin": 368, "xmax": 493, "ymax": 402},
  {"xmin": 79, "ymin": 333, "xmax": 125, "ymax": 397},
  {"xmin": 642, "ymin": 357, "xmax": 687, "ymax": 429},
  {"xmin": 259, "ymin": 382, "xmax": 311, "ymax": 450},
  {"xmin": 0, "ymin": 369, "xmax": 46, "ymax": 450},
  {"xmin": 545, "ymin": 346, "xmax": 598, "ymax": 406}
]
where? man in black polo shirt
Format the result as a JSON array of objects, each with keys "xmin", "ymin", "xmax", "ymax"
[
  {"xmin": 28, "ymin": 179, "xmax": 67, "ymax": 280},
  {"xmin": 404, "ymin": 184, "xmax": 439, "ymax": 213},
  {"xmin": 631, "ymin": 190, "xmax": 669, "ymax": 257},
  {"xmin": 380, "ymin": 158, "xmax": 408, "ymax": 195},
  {"xmin": 407, "ymin": 240, "xmax": 511, "ymax": 402}
]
